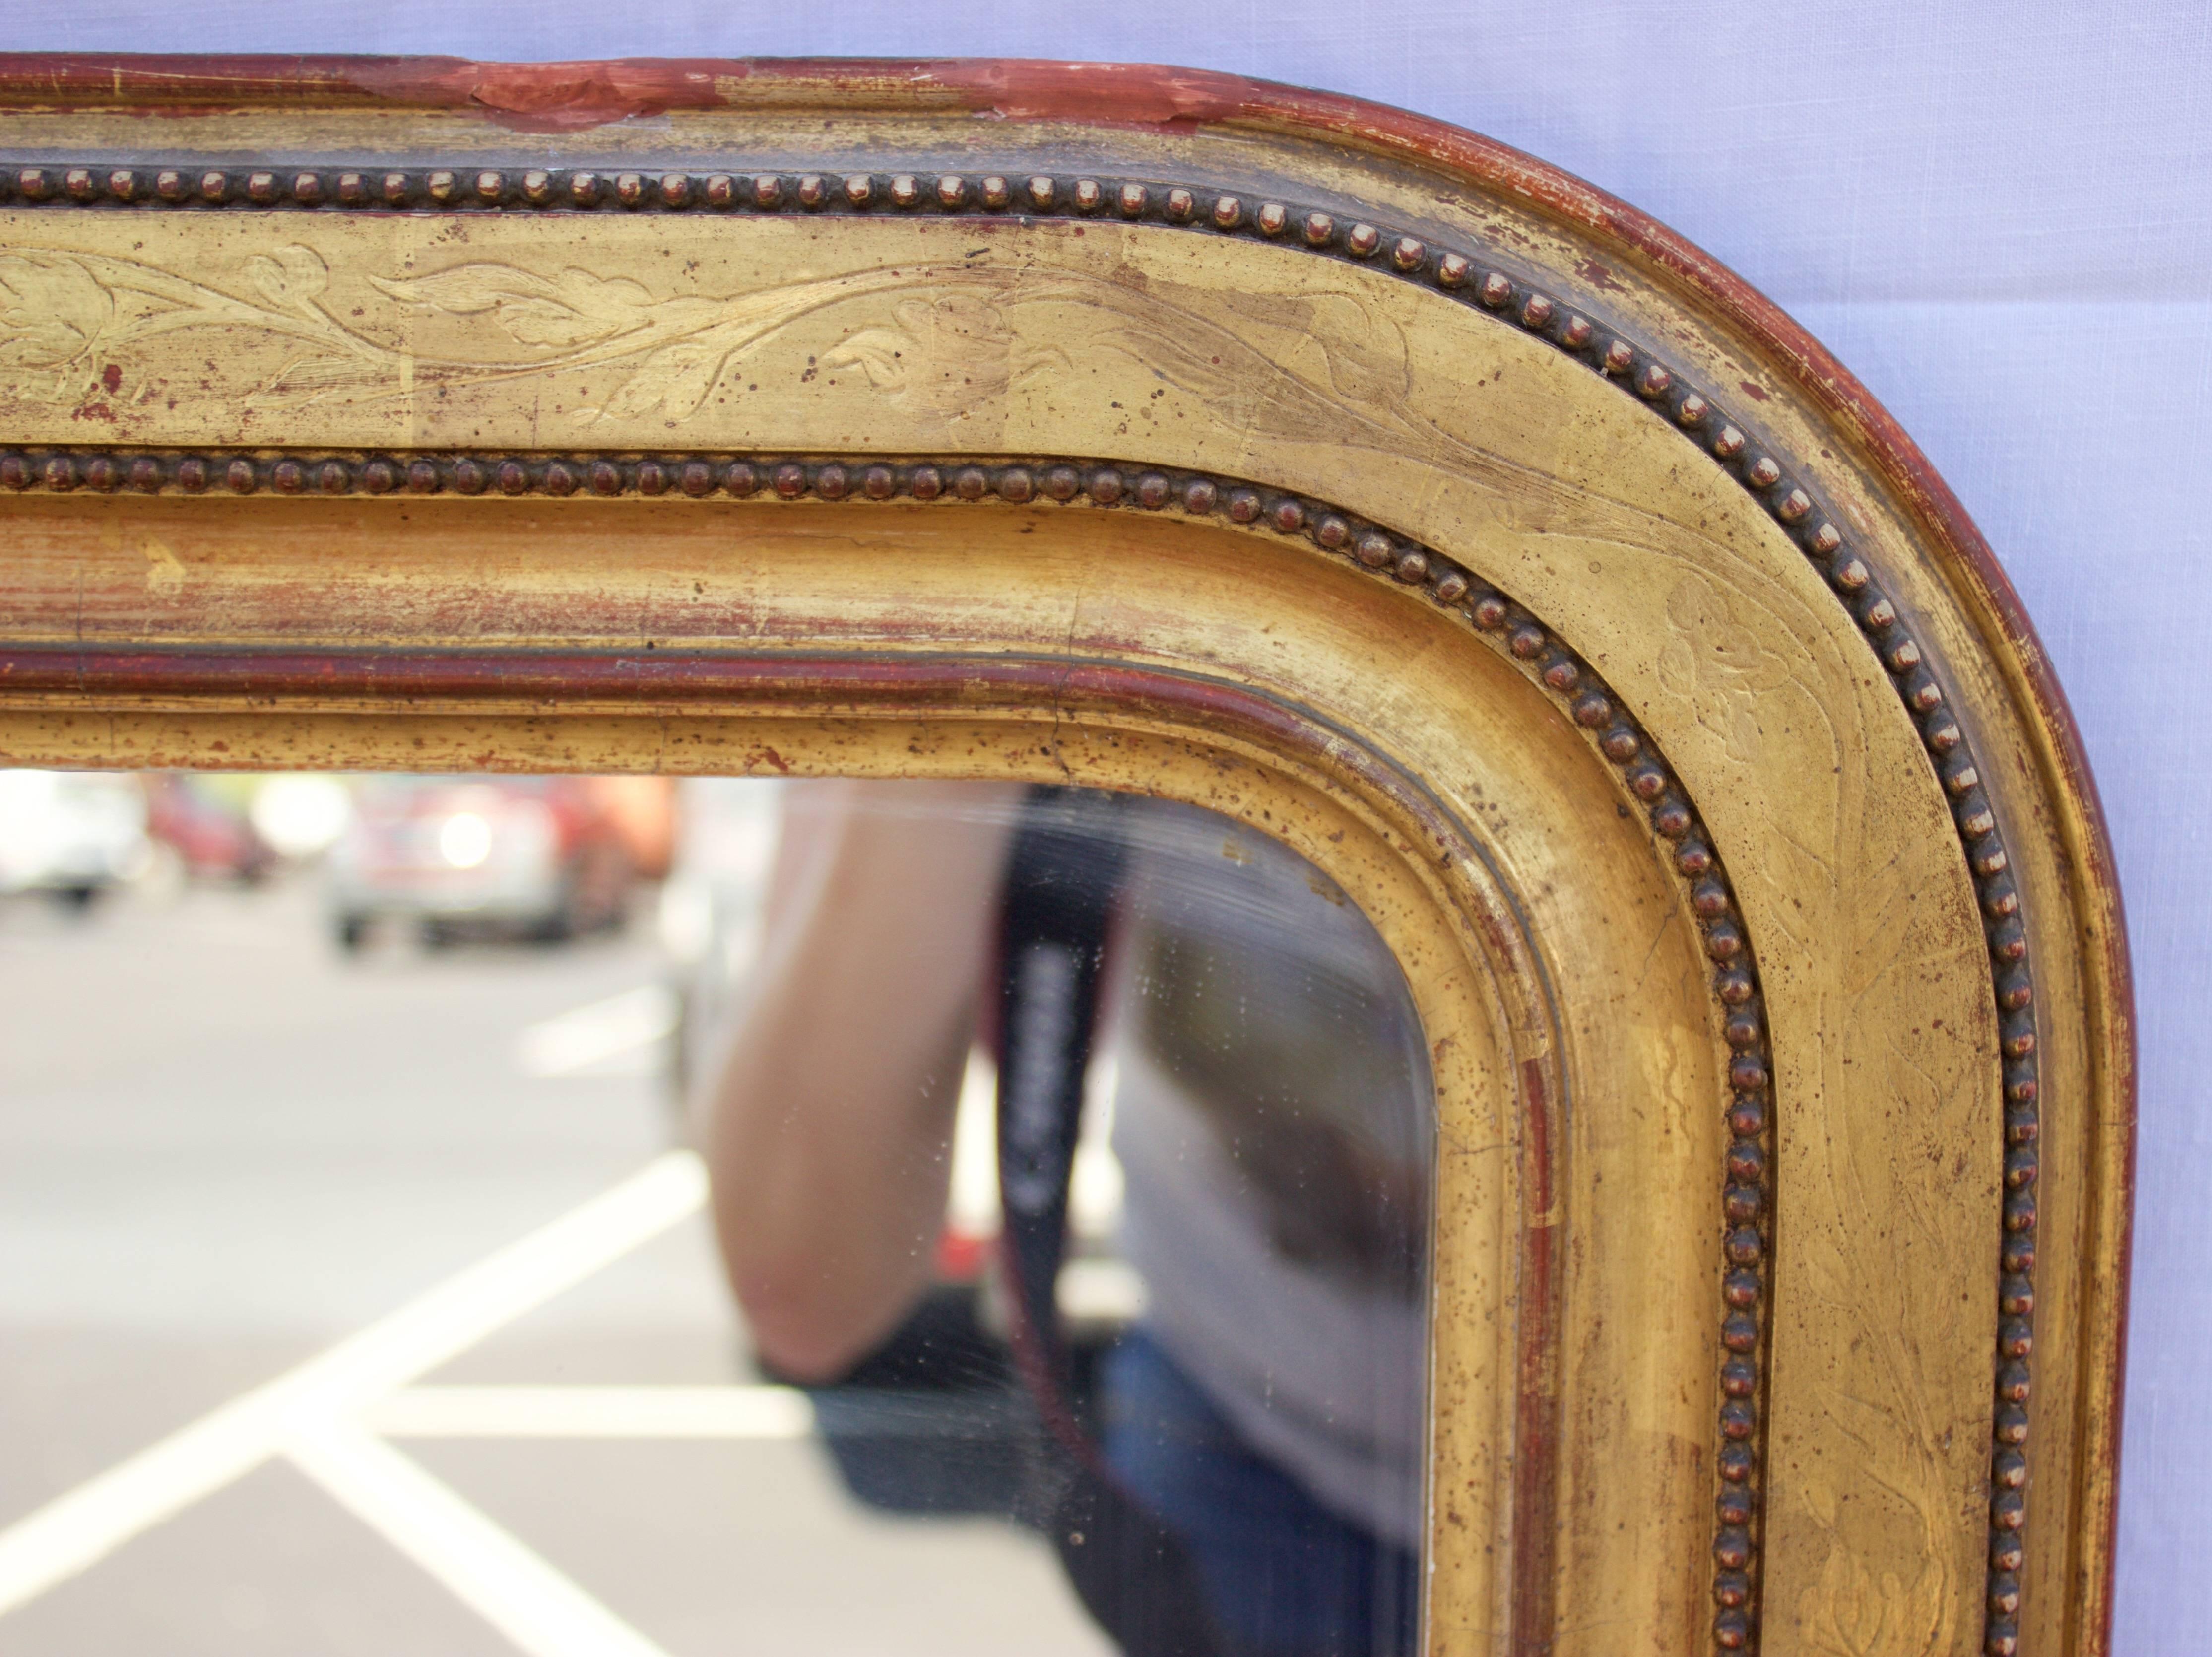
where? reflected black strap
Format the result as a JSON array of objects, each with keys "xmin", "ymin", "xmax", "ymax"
[
  {"xmin": 994, "ymin": 786, "xmax": 1223, "ymax": 1657},
  {"xmin": 995, "ymin": 784, "xmax": 1127, "ymax": 1433}
]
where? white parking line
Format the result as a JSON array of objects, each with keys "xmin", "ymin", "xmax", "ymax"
[
  {"xmin": 516, "ymin": 985, "xmax": 678, "ymax": 1078},
  {"xmin": 288, "ymin": 1419, "xmax": 675, "ymax": 1657},
  {"xmin": 367, "ymin": 1385, "xmax": 816, "ymax": 1441},
  {"xmin": 0, "ymin": 1150, "xmax": 707, "ymax": 1618}
]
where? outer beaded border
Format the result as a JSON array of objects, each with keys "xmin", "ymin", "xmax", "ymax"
[{"xmin": 0, "ymin": 158, "xmax": 2041, "ymax": 1657}]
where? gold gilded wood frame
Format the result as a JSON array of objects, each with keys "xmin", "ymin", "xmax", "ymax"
[{"xmin": 0, "ymin": 56, "xmax": 2132, "ymax": 1657}]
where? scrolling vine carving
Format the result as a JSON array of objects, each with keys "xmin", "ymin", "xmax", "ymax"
[
  {"xmin": 0, "ymin": 238, "xmax": 1486, "ymax": 483},
  {"xmin": 0, "ymin": 244, "xmax": 947, "ymax": 418}
]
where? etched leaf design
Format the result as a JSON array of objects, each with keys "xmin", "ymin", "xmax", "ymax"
[
  {"xmin": 1188, "ymin": 287, "xmax": 1412, "ymax": 416},
  {"xmin": 1305, "ymin": 292, "xmax": 1412, "ymax": 406},
  {"xmin": 493, "ymin": 297, "xmax": 627, "ymax": 349},
  {"xmin": 249, "ymin": 353, "xmax": 386, "ymax": 400},
  {"xmin": 244, "ymin": 244, "xmax": 328, "ymax": 311},
  {"xmin": 371, "ymin": 264, "xmax": 552, "ymax": 314},
  {"xmin": 0, "ymin": 253, "xmax": 114, "ymax": 369},
  {"xmin": 1657, "ymin": 574, "xmax": 1801, "ymax": 769},
  {"xmin": 820, "ymin": 294, "xmax": 1013, "ymax": 422},
  {"xmin": 573, "ymin": 267, "xmax": 974, "ymax": 422},
  {"xmin": 370, "ymin": 264, "xmax": 655, "ymax": 352},
  {"xmin": 602, "ymin": 337, "xmax": 736, "ymax": 422},
  {"xmin": 1012, "ymin": 274, "xmax": 1442, "ymax": 460},
  {"xmin": 1800, "ymin": 1541, "xmax": 1952, "ymax": 1657},
  {"xmin": 822, "ymin": 327, "xmax": 910, "ymax": 391}
]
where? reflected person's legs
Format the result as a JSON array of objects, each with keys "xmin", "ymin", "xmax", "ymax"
[{"xmin": 1099, "ymin": 1327, "xmax": 1418, "ymax": 1657}]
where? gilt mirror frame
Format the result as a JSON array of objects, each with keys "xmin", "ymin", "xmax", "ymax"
[{"xmin": 0, "ymin": 55, "xmax": 2134, "ymax": 1657}]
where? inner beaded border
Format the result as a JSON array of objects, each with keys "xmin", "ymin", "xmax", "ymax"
[{"xmin": 0, "ymin": 442, "xmax": 1794, "ymax": 1639}]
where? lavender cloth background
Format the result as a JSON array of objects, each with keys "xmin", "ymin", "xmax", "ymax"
[{"xmin": 27, "ymin": 4, "xmax": 2212, "ymax": 1647}]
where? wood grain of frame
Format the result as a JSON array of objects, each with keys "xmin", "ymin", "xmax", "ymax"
[{"xmin": 0, "ymin": 57, "xmax": 2132, "ymax": 1657}]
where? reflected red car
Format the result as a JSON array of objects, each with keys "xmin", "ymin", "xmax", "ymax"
[{"xmin": 143, "ymin": 775, "xmax": 278, "ymax": 884}]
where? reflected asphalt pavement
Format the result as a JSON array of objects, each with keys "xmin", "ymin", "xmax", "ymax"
[{"xmin": 0, "ymin": 876, "xmax": 1107, "ymax": 1656}]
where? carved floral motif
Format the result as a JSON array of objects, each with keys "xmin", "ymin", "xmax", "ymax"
[
  {"xmin": 0, "ymin": 244, "xmax": 987, "ymax": 420},
  {"xmin": 0, "ymin": 242, "xmax": 1491, "ymax": 467}
]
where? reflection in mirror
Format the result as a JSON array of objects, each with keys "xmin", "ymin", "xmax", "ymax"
[{"xmin": 0, "ymin": 769, "xmax": 1433, "ymax": 1657}]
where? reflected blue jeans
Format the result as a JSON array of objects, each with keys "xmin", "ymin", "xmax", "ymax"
[{"xmin": 1098, "ymin": 1327, "xmax": 1418, "ymax": 1657}]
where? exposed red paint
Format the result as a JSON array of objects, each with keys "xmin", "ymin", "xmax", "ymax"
[
  {"xmin": 0, "ymin": 55, "xmax": 1306, "ymax": 132},
  {"xmin": 1512, "ymin": 1052, "xmax": 1561, "ymax": 1655},
  {"xmin": 1574, "ymin": 257, "xmax": 1627, "ymax": 294},
  {"xmin": 1737, "ymin": 379, "xmax": 1771, "ymax": 403}
]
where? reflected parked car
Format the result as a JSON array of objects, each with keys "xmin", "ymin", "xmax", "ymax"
[
  {"xmin": 144, "ymin": 774, "xmax": 278, "ymax": 884},
  {"xmin": 0, "ymin": 770, "xmax": 153, "ymax": 908},
  {"xmin": 325, "ymin": 775, "xmax": 634, "ymax": 950}
]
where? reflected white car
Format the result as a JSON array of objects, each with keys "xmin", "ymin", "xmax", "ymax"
[
  {"xmin": 0, "ymin": 770, "xmax": 153, "ymax": 907},
  {"xmin": 325, "ymin": 775, "xmax": 633, "ymax": 949},
  {"xmin": 656, "ymin": 777, "xmax": 786, "ymax": 1100}
]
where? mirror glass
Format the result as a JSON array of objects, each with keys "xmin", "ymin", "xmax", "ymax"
[{"xmin": 0, "ymin": 769, "xmax": 1433, "ymax": 1657}]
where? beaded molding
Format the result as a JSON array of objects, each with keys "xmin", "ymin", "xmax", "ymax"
[{"xmin": 0, "ymin": 160, "xmax": 2040, "ymax": 1656}]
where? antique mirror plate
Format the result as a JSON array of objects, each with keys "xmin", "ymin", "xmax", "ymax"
[{"xmin": 0, "ymin": 56, "xmax": 2132, "ymax": 1657}]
